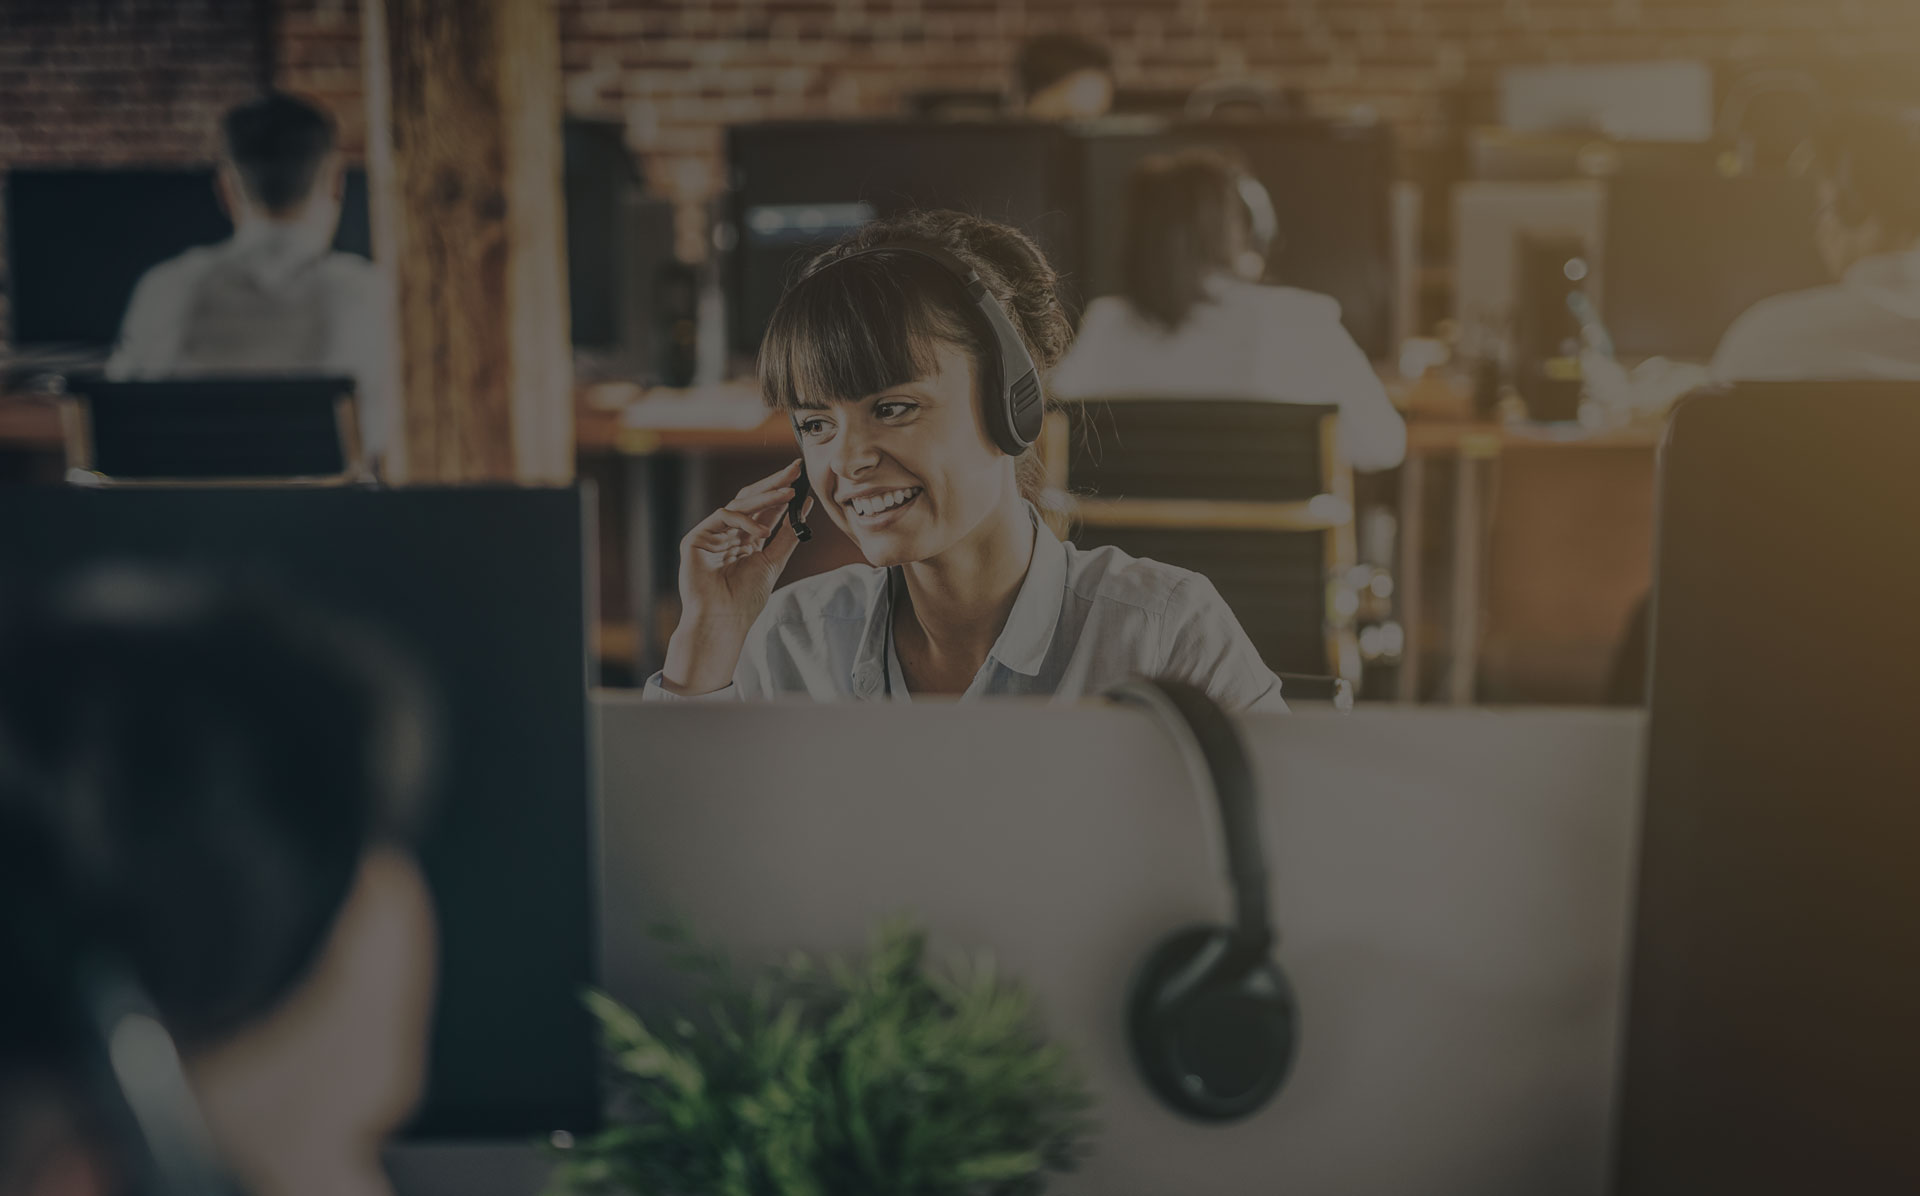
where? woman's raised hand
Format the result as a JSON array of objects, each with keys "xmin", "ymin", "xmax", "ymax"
[{"xmin": 659, "ymin": 459, "xmax": 813, "ymax": 695}]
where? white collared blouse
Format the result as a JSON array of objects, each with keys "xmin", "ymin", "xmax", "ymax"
[{"xmin": 646, "ymin": 504, "xmax": 1286, "ymax": 710}]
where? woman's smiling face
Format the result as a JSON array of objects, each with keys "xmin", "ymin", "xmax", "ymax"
[{"xmin": 794, "ymin": 341, "xmax": 1017, "ymax": 567}]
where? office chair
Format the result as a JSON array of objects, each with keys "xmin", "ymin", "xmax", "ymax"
[
  {"xmin": 61, "ymin": 376, "xmax": 367, "ymax": 487},
  {"xmin": 1053, "ymin": 399, "xmax": 1362, "ymax": 687}
]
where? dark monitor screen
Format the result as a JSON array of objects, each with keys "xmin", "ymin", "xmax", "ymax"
[
  {"xmin": 3, "ymin": 168, "xmax": 373, "ymax": 350},
  {"xmin": 0, "ymin": 486, "xmax": 600, "ymax": 1139},
  {"xmin": 1617, "ymin": 383, "xmax": 1920, "ymax": 1194},
  {"xmin": 1600, "ymin": 169, "xmax": 1829, "ymax": 361},
  {"xmin": 725, "ymin": 120, "xmax": 1084, "ymax": 359},
  {"xmin": 1075, "ymin": 119, "xmax": 1397, "ymax": 360}
]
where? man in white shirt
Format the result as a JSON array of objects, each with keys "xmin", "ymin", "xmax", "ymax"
[
  {"xmin": 107, "ymin": 93, "xmax": 395, "ymax": 470},
  {"xmin": 1712, "ymin": 107, "xmax": 1920, "ymax": 382}
]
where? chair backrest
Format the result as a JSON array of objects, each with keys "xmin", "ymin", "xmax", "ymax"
[
  {"xmin": 1059, "ymin": 398, "xmax": 1356, "ymax": 681},
  {"xmin": 1064, "ymin": 398, "xmax": 1336, "ymax": 503},
  {"xmin": 63, "ymin": 376, "xmax": 362, "ymax": 486},
  {"xmin": 1617, "ymin": 381, "xmax": 1920, "ymax": 1194}
]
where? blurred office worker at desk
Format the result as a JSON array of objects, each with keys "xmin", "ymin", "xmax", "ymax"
[
  {"xmin": 106, "ymin": 94, "xmax": 395, "ymax": 469},
  {"xmin": 0, "ymin": 576, "xmax": 436, "ymax": 1196},
  {"xmin": 1713, "ymin": 106, "xmax": 1920, "ymax": 382},
  {"xmin": 1013, "ymin": 33, "xmax": 1116, "ymax": 121},
  {"xmin": 649, "ymin": 211, "xmax": 1284, "ymax": 709},
  {"xmin": 1050, "ymin": 149, "xmax": 1407, "ymax": 473}
]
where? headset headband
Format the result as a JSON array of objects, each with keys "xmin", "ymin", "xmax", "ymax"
[{"xmin": 798, "ymin": 241, "xmax": 1045, "ymax": 455}]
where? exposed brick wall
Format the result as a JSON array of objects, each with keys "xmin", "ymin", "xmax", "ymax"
[
  {"xmin": 0, "ymin": 0, "xmax": 262, "ymax": 166},
  {"xmin": 318, "ymin": 0, "xmax": 1920, "ymax": 259},
  {"xmin": 5, "ymin": 0, "xmax": 1920, "ymax": 265}
]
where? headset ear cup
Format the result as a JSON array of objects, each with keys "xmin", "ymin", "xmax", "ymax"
[{"xmin": 1129, "ymin": 925, "xmax": 1299, "ymax": 1122}]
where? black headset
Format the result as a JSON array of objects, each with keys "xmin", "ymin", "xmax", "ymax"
[
  {"xmin": 800, "ymin": 241, "xmax": 1044, "ymax": 455},
  {"xmin": 766, "ymin": 241, "xmax": 1046, "ymax": 549},
  {"xmin": 1108, "ymin": 677, "xmax": 1299, "ymax": 1123}
]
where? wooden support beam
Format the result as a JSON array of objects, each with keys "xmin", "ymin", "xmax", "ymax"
[{"xmin": 362, "ymin": 0, "xmax": 573, "ymax": 483}]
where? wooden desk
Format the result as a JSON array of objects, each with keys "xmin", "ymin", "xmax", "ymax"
[
  {"xmin": 0, "ymin": 395, "xmax": 65, "ymax": 451},
  {"xmin": 1399, "ymin": 418, "xmax": 1663, "ymax": 704}
]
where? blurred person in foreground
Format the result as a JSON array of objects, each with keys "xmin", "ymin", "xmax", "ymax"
[
  {"xmin": 1051, "ymin": 147, "xmax": 1406, "ymax": 472},
  {"xmin": 1713, "ymin": 106, "xmax": 1920, "ymax": 381},
  {"xmin": 0, "ymin": 571, "xmax": 437, "ymax": 1196},
  {"xmin": 107, "ymin": 92, "xmax": 395, "ymax": 471}
]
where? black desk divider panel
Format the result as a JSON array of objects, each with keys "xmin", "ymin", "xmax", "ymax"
[
  {"xmin": 0, "ymin": 486, "xmax": 599, "ymax": 1139},
  {"xmin": 1617, "ymin": 383, "xmax": 1920, "ymax": 1194},
  {"xmin": 73, "ymin": 377, "xmax": 356, "ymax": 481}
]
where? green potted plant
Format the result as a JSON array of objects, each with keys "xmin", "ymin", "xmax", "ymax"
[{"xmin": 547, "ymin": 919, "xmax": 1095, "ymax": 1196}]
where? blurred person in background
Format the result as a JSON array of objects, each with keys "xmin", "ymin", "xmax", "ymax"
[
  {"xmin": 1051, "ymin": 148, "xmax": 1406, "ymax": 473},
  {"xmin": 0, "ymin": 572, "xmax": 437, "ymax": 1196},
  {"xmin": 107, "ymin": 93, "xmax": 396, "ymax": 471},
  {"xmin": 1713, "ymin": 105, "xmax": 1920, "ymax": 381},
  {"xmin": 1014, "ymin": 34, "xmax": 1115, "ymax": 121}
]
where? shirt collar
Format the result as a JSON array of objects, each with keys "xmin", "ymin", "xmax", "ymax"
[
  {"xmin": 846, "ymin": 501, "xmax": 1066, "ymax": 695},
  {"xmin": 850, "ymin": 567, "xmax": 892, "ymax": 699},
  {"xmin": 227, "ymin": 218, "xmax": 334, "ymax": 286},
  {"xmin": 991, "ymin": 502, "xmax": 1066, "ymax": 677}
]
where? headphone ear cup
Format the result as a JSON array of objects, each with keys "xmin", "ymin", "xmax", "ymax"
[{"xmin": 1128, "ymin": 925, "xmax": 1299, "ymax": 1122}]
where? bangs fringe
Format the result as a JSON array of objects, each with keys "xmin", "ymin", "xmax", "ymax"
[{"xmin": 759, "ymin": 255, "xmax": 977, "ymax": 412}]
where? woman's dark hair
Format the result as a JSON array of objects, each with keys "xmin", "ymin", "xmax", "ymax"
[
  {"xmin": 1120, "ymin": 148, "xmax": 1256, "ymax": 332},
  {"xmin": 758, "ymin": 210, "xmax": 1073, "ymax": 503},
  {"xmin": 0, "ymin": 569, "xmax": 433, "ymax": 1072}
]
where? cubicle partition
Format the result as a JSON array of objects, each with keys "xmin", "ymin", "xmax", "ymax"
[{"xmin": 565, "ymin": 701, "xmax": 1645, "ymax": 1196}]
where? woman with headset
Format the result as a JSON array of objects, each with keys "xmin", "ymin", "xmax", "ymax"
[
  {"xmin": 649, "ymin": 210, "xmax": 1284, "ymax": 708},
  {"xmin": 0, "ymin": 573, "xmax": 437, "ymax": 1196},
  {"xmin": 1049, "ymin": 148, "xmax": 1406, "ymax": 473}
]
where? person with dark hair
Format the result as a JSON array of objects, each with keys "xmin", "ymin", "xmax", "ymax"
[
  {"xmin": 1713, "ymin": 105, "xmax": 1920, "ymax": 380},
  {"xmin": 0, "ymin": 571, "xmax": 437, "ymax": 1196},
  {"xmin": 1050, "ymin": 148, "xmax": 1405, "ymax": 472},
  {"xmin": 107, "ymin": 92, "xmax": 395, "ymax": 470},
  {"xmin": 648, "ymin": 210, "xmax": 1283, "ymax": 709},
  {"xmin": 1014, "ymin": 33, "xmax": 1115, "ymax": 120}
]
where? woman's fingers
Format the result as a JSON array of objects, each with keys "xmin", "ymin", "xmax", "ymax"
[
  {"xmin": 713, "ymin": 508, "xmax": 771, "ymax": 540},
  {"xmin": 730, "ymin": 460, "xmax": 804, "ymax": 509}
]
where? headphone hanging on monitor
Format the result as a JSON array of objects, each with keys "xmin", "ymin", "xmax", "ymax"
[{"xmin": 1108, "ymin": 677, "xmax": 1299, "ymax": 1122}]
